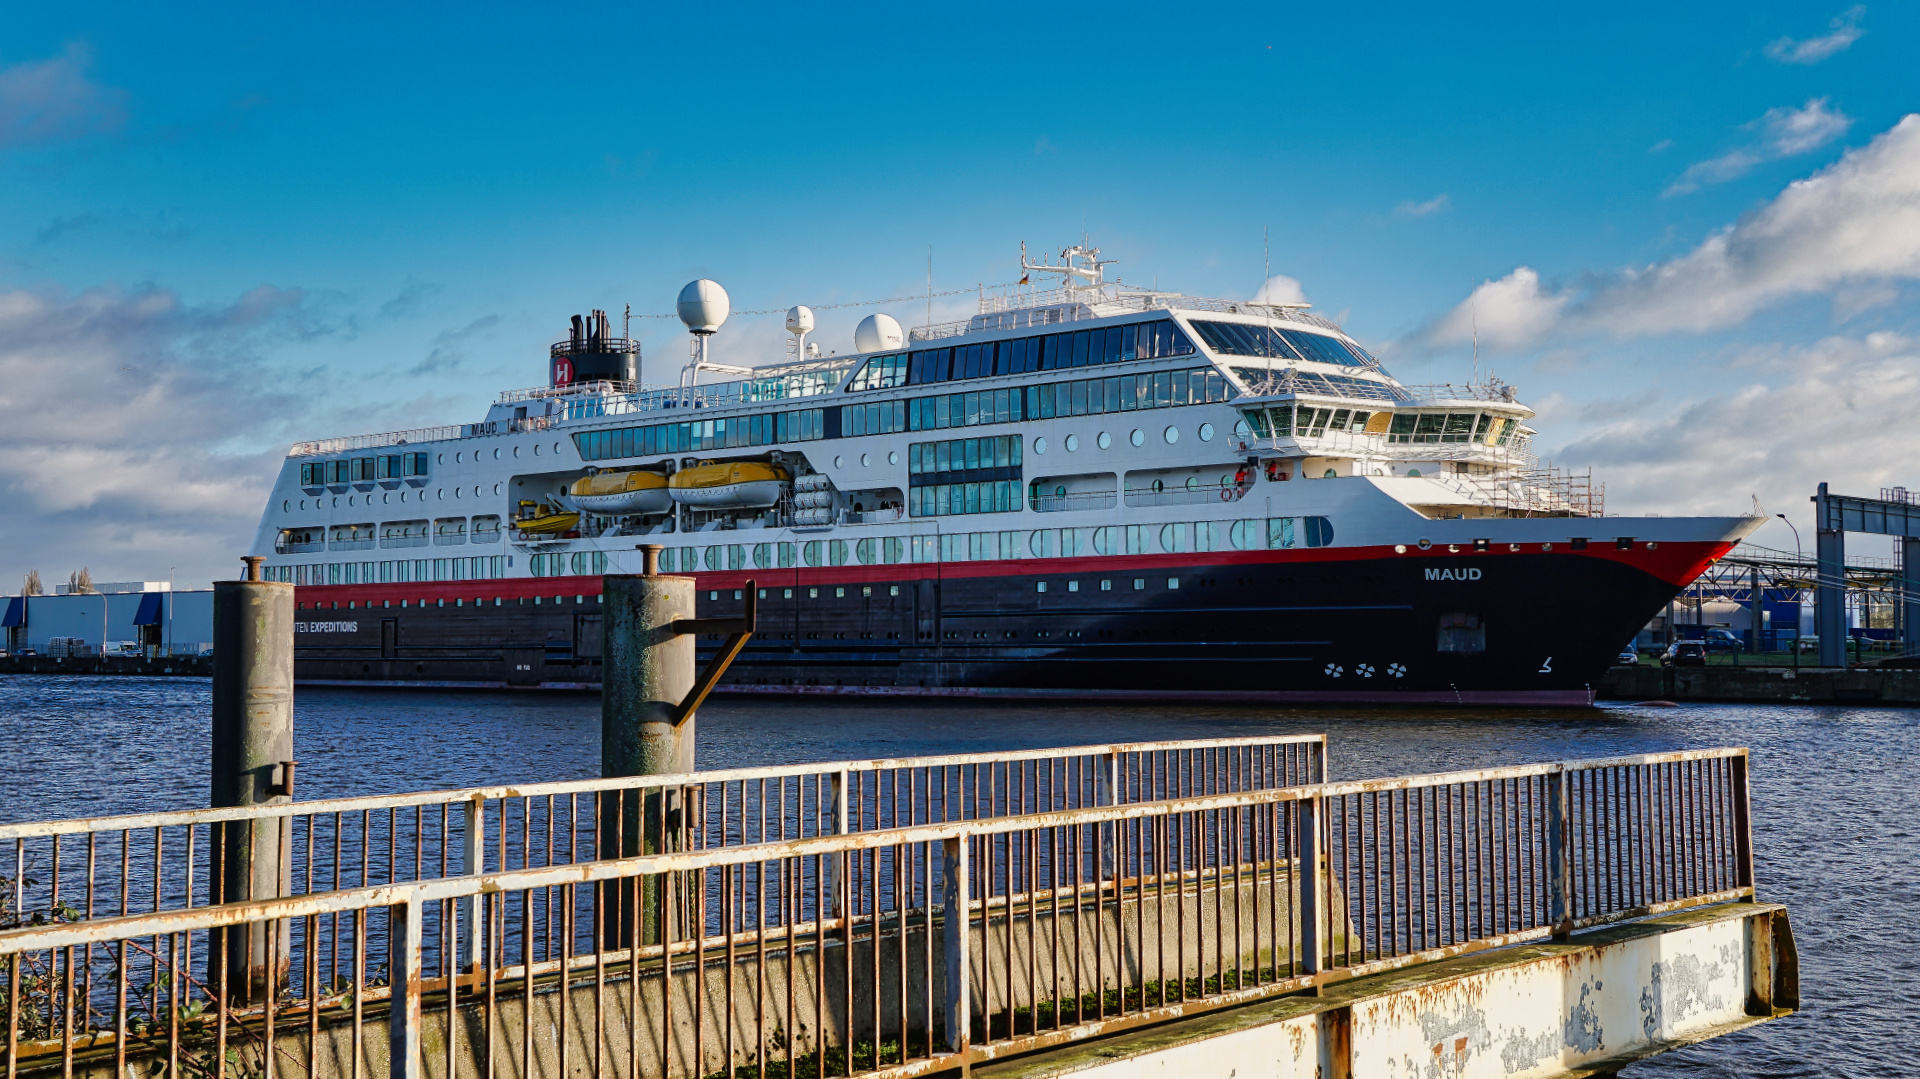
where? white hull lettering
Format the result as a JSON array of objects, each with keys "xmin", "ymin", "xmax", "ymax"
[{"xmin": 1423, "ymin": 567, "xmax": 1483, "ymax": 582}]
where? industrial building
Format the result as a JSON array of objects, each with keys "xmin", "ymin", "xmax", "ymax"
[{"xmin": 1, "ymin": 583, "xmax": 212, "ymax": 656}]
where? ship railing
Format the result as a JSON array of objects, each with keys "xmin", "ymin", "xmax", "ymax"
[
  {"xmin": 1233, "ymin": 428, "xmax": 1534, "ymax": 466},
  {"xmin": 1028, "ymin": 490, "xmax": 1118, "ymax": 513},
  {"xmin": 495, "ymin": 381, "xmax": 642, "ymax": 404},
  {"xmin": 0, "ymin": 736, "xmax": 1326, "ymax": 930},
  {"xmin": 1123, "ymin": 485, "xmax": 1250, "ymax": 509},
  {"xmin": 379, "ymin": 536, "xmax": 429, "ymax": 550},
  {"xmin": 0, "ymin": 746, "xmax": 1755, "ymax": 1079},
  {"xmin": 326, "ymin": 539, "xmax": 376, "ymax": 552},
  {"xmin": 289, "ymin": 425, "xmax": 466, "ymax": 458},
  {"xmin": 912, "ymin": 291, "xmax": 1347, "ymax": 343},
  {"xmin": 842, "ymin": 506, "xmax": 908, "ymax": 526},
  {"xmin": 547, "ymin": 337, "xmax": 640, "ymax": 358},
  {"xmin": 1399, "ymin": 382, "xmax": 1523, "ymax": 406},
  {"xmin": 273, "ymin": 540, "xmax": 325, "ymax": 555}
]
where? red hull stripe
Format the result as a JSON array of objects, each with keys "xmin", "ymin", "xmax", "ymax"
[{"xmin": 290, "ymin": 540, "xmax": 1734, "ymax": 608}]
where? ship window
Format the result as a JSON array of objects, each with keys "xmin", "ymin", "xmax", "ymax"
[
  {"xmin": 1132, "ymin": 578, "xmax": 1145, "ymax": 590},
  {"xmin": 1437, "ymin": 613, "xmax": 1485, "ymax": 653},
  {"xmin": 1036, "ymin": 581, "xmax": 1047, "ymax": 593}
]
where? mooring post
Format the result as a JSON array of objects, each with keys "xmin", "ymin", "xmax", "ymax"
[
  {"xmin": 601, "ymin": 545, "xmax": 694, "ymax": 946},
  {"xmin": 208, "ymin": 554, "xmax": 295, "ymax": 1002}
]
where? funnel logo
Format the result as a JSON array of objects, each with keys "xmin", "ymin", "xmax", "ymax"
[{"xmin": 552, "ymin": 357, "xmax": 574, "ymax": 385}]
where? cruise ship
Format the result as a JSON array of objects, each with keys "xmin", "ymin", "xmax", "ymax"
[{"xmin": 251, "ymin": 243, "xmax": 1757, "ymax": 704}]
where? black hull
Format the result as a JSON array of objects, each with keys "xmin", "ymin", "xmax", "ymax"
[{"xmin": 290, "ymin": 543, "xmax": 1724, "ymax": 705}]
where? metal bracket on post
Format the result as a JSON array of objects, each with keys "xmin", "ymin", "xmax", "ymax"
[
  {"xmin": 669, "ymin": 579, "xmax": 756, "ymax": 725},
  {"xmin": 1547, "ymin": 764, "xmax": 1574, "ymax": 939},
  {"xmin": 264, "ymin": 761, "xmax": 297, "ymax": 799}
]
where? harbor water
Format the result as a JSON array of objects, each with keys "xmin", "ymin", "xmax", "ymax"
[{"xmin": 0, "ymin": 675, "xmax": 1910, "ymax": 1076}]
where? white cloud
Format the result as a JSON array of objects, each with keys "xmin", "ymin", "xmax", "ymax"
[
  {"xmin": 1427, "ymin": 267, "xmax": 1572, "ymax": 351},
  {"xmin": 1764, "ymin": 6, "xmax": 1866, "ymax": 65},
  {"xmin": 1393, "ymin": 194, "xmax": 1452, "ymax": 219},
  {"xmin": 0, "ymin": 284, "xmax": 333, "ymax": 589},
  {"xmin": 1251, "ymin": 274, "xmax": 1308, "ymax": 307},
  {"xmin": 1665, "ymin": 98, "xmax": 1852, "ymax": 195},
  {"xmin": 1556, "ymin": 332, "xmax": 1919, "ymax": 517},
  {"xmin": 1429, "ymin": 113, "xmax": 1920, "ymax": 349},
  {"xmin": 0, "ymin": 42, "xmax": 126, "ymax": 148}
]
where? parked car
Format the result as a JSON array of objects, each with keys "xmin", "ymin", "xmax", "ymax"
[
  {"xmin": 1615, "ymin": 649, "xmax": 1639, "ymax": 666},
  {"xmin": 1661, "ymin": 641, "xmax": 1708, "ymax": 667},
  {"xmin": 1701, "ymin": 628, "xmax": 1743, "ymax": 652}
]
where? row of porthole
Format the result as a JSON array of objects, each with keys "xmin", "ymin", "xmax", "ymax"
[
  {"xmin": 300, "ymin": 595, "xmax": 593, "ymax": 610},
  {"xmin": 834, "ymin": 450, "xmax": 902, "ymax": 469},
  {"xmin": 1035, "ymin": 422, "xmax": 1215, "ymax": 456},
  {"xmin": 440, "ymin": 442, "xmax": 565, "ymax": 464},
  {"xmin": 288, "ymin": 484, "xmax": 504, "ymax": 512},
  {"xmin": 709, "ymin": 585, "xmax": 902, "ymax": 601},
  {"xmin": 1394, "ymin": 539, "xmax": 1660, "ymax": 553}
]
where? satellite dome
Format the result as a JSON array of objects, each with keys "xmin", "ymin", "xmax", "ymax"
[
  {"xmin": 785, "ymin": 305, "xmax": 815, "ymax": 335},
  {"xmin": 854, "ymin": 313, "xmax": 904, "ymax": 354},
  {"xmin": 676, "ymin": 279, "xmax": 730, "ymax": 335}
]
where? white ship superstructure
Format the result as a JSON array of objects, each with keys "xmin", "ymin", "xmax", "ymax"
[{"xmin": 250, "ymin": 242, "xmax": 1757, "ymax": 702}]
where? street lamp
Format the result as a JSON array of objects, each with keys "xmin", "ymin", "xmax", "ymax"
[{"xmin": 1776, "ymin": 514, "xmax": 1802, "ymax": 563}]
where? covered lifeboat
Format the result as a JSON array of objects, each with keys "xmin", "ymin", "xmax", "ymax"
[
  {"xmin": 567, "ymin": 469, "xmax": 671, "ymax": 515},
  {"xmin": 668, "ymin": 460, "xmax": 789, "ymax": 509}
]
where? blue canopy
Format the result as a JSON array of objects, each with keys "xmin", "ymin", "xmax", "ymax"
[
  {"xmin": 1, "ymin": 596, "xmax": 23, "ymax": 628},
  {"xmin": 133, "ymin": 592, "xmax": 165, "ymax": 626}
]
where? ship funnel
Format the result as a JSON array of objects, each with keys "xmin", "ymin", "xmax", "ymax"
[{"xmin": 552, "ymin": 306, "xmax": 639, "ymax": 388}]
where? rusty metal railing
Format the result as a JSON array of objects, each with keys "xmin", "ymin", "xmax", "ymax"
[
  {"xmin": 0, "ymin": 745, "xmax": 1750, "ymax": 1079},
  {"xmin": 0, "ymin": 736, "xmax": 1326, "ymax": 943}
]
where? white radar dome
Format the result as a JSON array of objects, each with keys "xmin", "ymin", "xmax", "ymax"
[
  {"xmin": 677, "ymin": 279, "xmax": 730, "ymax": 335},
  {"xmin": 785, "ymin": 305, "xmax": 815, "ymax": 335},
  {"xmin": 854, "ymin": 313, "xmax": 904, "ymax": 353}
]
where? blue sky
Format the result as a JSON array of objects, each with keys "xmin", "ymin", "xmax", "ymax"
[{"xmin": 2, "ymin": 1, "xmax": 1916, "ymax": 586}]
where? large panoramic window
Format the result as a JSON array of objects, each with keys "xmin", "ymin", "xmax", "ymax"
[
  {"xmin": 844, "ymin": 318, "xmax": 1194, "ymax": 393},
  {"xmin": 907, "ymin": 434, "xmax": 1023, "ymax": 518},
  {"xmin": 574, "ymin": 408, "xmax": 829, "ymax": 462},
  {"xmin": 1189, "ymin": 321, "xmax": 1372, "ymax": 367}
]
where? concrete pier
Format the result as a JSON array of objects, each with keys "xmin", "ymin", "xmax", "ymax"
[{"xmin": 1600, "ymin": 663, "xmax": 1920, "ymax": 704}]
